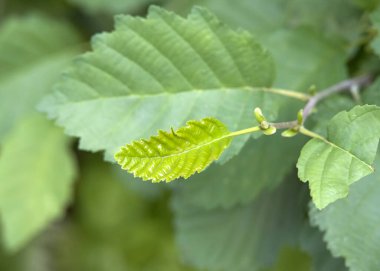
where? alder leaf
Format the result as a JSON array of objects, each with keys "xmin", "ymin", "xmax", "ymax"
[
  {"xmin": 39, "ymin": 6, "xmax": 305, "ymax": 164},
  {"xmin": 297, "ymin": 105, "xmax": 380, "ymax": 209},
  {"xmin": 172, "ymin": 178, "xmax": 308, "ymax": 271},
  {"xmin": 309, "ymin": 156, "xmax": 380, "ymax": 271},
  {"xmin": 0, "ymin": 14, "xmax": 81, "ymax": 143},
  {"xmin": 0, "ymin": 114, "xmax": 76, "ymax": 252},
  {"xmin": 115, "ymin": 118, "xmax": 232, "ymax": 182}
]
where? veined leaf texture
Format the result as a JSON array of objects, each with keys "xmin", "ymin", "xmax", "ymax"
[{"xmin": 115, "ymin": 118, "xmax": 232, "ymax": 182}]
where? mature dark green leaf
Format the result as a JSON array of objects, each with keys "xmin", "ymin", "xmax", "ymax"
[
  {"xmin": 0, "ymin": 14, "xmax": 81, "ymax": 142},
  {"xmin": 0, "ymin": 114, "xmax": 76, "ymax": 252},
  {"xmin": 172, "ymin": 179, "xmax": 308, "ymax": 271},
  {"xmin": 297, "ymin": 105, "xmax": 380, "ymax": 209},
  {"xmin": 310, "ymin": 156, "xmax": 380, "ymax": 271}
]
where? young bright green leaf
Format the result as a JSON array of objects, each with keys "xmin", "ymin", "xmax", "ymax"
[
  {"xmin": 115, "ymin": 118, "xmax": 232, "ymax": 182},
  {"xmin": 172, "ymin": 178, "xmax": 308, "ymax": 271},
  {"xmin": 297, "ymin": 105, "xmax": 380, "ymax": 210},
  {"xmin": 39, "ymin": 6, "xmax": 304, "ymax": 164},
  {"xmin": 310, "ymin": 156, "xmax": 380, "ymax": 271},
  {"xmin": 0, "ymin": 14, "xmax": 81, "ymax": 143},
  {"xmin": 0, "ymin": 114, "xmax": 76, "ymax": 252}
]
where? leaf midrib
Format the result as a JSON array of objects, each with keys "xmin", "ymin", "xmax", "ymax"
[
  {"xmin": 52, "ymin": 86, "xmax": 309, "ymax": 106},
  {"xmin": 316, "ymin": 137, "xmax": 374, "ymax": 172},
  {"xmin": 124, "ymin": 132, "xmax": 232, "ymax": 160}
]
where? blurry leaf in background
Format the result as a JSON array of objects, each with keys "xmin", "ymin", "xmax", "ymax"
[
  {"xmin": 352, "ymin": 0, "xmax": 380, "ymax": 10},
  {"xmin": 363, "ymin": 78, "xmax": 380, "ymax": 105},
  {"xmin": 263, "ymin": 247, "xmax": 312, "ymax": 271},
  {"xmin": 171, "ymin": 135, "xmax": 305, "ymax": 209},
  {"xmin": 370, "ymin": 6, "xmax": 380, "ymax": 55},
  {"xmin": 39, "ymin": 6, "xmax": 298, "ymax": 165},
  {"xmin": 172, "ymin": 178, "xmax": 308, "ymax": 271},
  {"xmin": 0, "ymin": 114, "xmax": 76, "ymax": 252},
  {"xmin": 310, "ymin": 156, "xmax": 380, "ymax": 271},
  {"xmin": 298, "ymin": 221, "xmax": 347, "ymax": 271},
  {"xmin": 166, "ymin": 0, "xmax": 366, "ymax": 49},
  {"xmin": 263, "ymin": 29, "xmax": 348, "ymax": 91},
  {"xmin": 0, "ymin": 13, "xmax": 82, "ymax": 142},
  {"xmin": 52, "ymin": 153, "xmax": 194, "ymax": 271},
  {"xmin": 67, "ymin": 0, "xmax": 158, "ymax": 14}
]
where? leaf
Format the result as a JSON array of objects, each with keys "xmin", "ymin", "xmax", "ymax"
[
  {"xmin": 371, "ymin": 7, "xmax": 380, "ymax": 55},
  {"xmin": 68, "ymin": 0, "xmax": 154, "ymax": 14},
  {"xmin": 0, "ymin": 114, "xmax": 76, "ymax": 252},
  {"xmin": 115, "ymin": 117, "xmax": 232, "ymax": 182},
  {"xmin": 171, "ymin": 134, "xmax": 306, "ymax": 209},
  {"xmin": 53, "ymin": 153, "xmax": 194, "ymax": 271},
  {"xmin": 309, "ymin": 156, "xmax": 380, "ymax": 271},
  {"xmin": 264, "ymin": 29, "xmax": 348, "ymax": 91},
  {"xmin": 308, "ymin": 95, "xmax": 357, "ymax": 135},
  {"xmin": 298, "ymin": 220, "xmax": 347, "ymax": 271},
  {"xmin": 172, "ymin": 178, "xmax": 308, "ymax": 271},
  {"xmin": 297, "ymin": 105, "xmax": 380, "ymax": 209},
  {"xmin": 39, "ymin": 6, "xmax": 302, "ymax": 164},
  {"xmin": 0, "ymin": 14, "xmax": 81, "ymax": 143},
  {"xmin": 172, "ymin": 0, "xmax": 364, "ymax": 49},
  {"xmin": 363, "ymin": 78, "xmax": 380, "ymax": 106}
]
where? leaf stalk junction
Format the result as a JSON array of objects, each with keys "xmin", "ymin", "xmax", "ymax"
[{"xmin": 225, "ymin": 74, "xmax": 373, "ymax": 140}]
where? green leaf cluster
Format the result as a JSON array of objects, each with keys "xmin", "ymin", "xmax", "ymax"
[{"xmin": 2, "ymin": 0, "xmax": 380, "ymax": 271}]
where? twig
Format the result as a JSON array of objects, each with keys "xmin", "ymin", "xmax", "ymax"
[
  {"xmin": 302, "ymin": 74, "xmax": 372, "ymax": 122},
  {"xmin": 268, "ymin": 74, "xmax": 373, "ymax": 130}
]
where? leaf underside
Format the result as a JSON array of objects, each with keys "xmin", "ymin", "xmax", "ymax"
[
  {"xmin": 297, "ymin": 105, "xmax": 380, "ymax": 209},
  {"xmin": 38, "ymin": 6, "xmax": 282, "ymax": 164},
  {"xmin": 115, "ymin": 117, "xmax": 232, "ymax": 182}
]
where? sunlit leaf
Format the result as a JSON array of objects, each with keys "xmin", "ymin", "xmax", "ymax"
[
  {"xmin": 115, "ymin": 117, "xmax": 232, "ymax": 182},
  {"xmin": 297, "ymin": 105, "xmax": 380, "ymax": 209}
]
